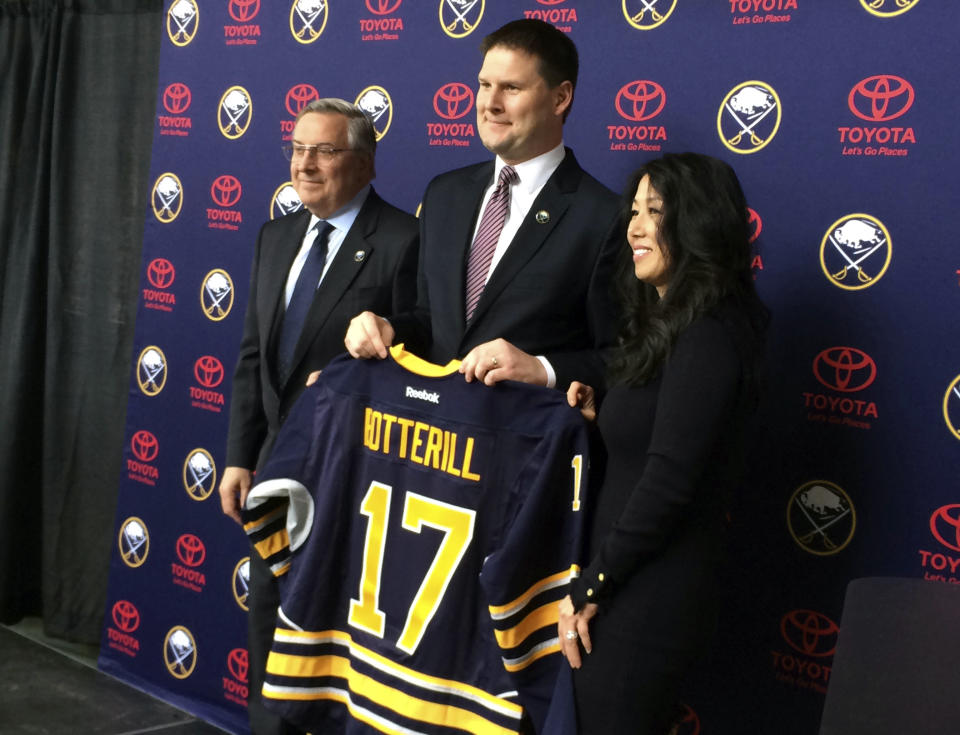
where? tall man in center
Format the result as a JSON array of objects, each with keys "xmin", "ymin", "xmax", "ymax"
[{"xmin": 346, "ymin": 19, "xmax": 622, "ymax": 390}]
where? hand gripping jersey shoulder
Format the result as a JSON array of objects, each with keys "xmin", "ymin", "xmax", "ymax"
[{"xmin": 243, "ymin": 346, "xmax": 587, "ymax": 734}]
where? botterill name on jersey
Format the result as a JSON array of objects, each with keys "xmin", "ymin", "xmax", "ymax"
[{"xmin": 364, "ymin": 406, "xmax": 481, "ymax": 481}]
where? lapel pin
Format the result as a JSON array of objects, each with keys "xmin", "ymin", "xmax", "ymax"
[
  {"xmin": 354, "ymin": 250, "xmax": 366, "ymax": 262},
  {"xmin": 535, "ymin": 210, "xmax": 550, "ymax": 225}
]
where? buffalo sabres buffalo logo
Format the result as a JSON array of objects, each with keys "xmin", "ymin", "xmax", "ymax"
[
  {"xmin": 218, "ymin": 86, "xmax": 253, "ymax": 140},
  {"xmin": 859, "ymin": 0, "xmax": 919, "ymax": 18},
  {"xmin": 119, "ymin": 517, "xmax": 150, "ymax": 568},
  {"xmin": 439, "ymin": 0, "xmax": 484, "ymax": 39},
  {"xmin": 819, "ymin": 214, "xmax": 891, "ymax": 290},
  {"xmin": 942, "ymin": 376, "xmax": 960, "ymax": 442},
  {"xmin": 137, "ymin": 346, "xmax": 167, "ymax": 396},
  {"xmin": 201, "ymin": 269, "xmax": 234, "ymax": 321},
  {"xmin": 289, "ymin": 0, "xmax": 328, "ymax": 44},
  {"xmin": 621, "ymin": 0, "xmax": 677, "ymax": 30},
  {"xmin": 787, "ymin": 481, "xmax": 856, "ymax": 556},
  {"xmin": 183, "ymin": 449, "xmax": 216, "ymax": 501},
  {"xmin": 233, "ymin": 557, "xmax": 251, "ymax": 610},
  {"xmin": 717, "ymin": 81, "xmax": 781, "ymax": 155},
  {"xmin": 164, "ymin": 626, "xmax": 198, "ymax": 679},
  {"xmin": 271, "ymin": 182, "xmax": 303, "ymax": 220},
  {"xmin": 355, "ymin": 86, "xmax": 393, "ymax": 140},
  {"xmin": 166, "ymin": 0, "xmax": 199, "ymax": 47},
  {"xmin": 152, "ymin": 173, "xmax": 183, "ymax": 223}
]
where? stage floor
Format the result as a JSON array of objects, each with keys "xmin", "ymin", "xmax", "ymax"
[{"xmin": 0, "ymin": 621, "xmax": 228, "ymax": 734}]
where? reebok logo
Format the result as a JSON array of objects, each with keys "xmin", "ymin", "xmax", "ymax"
[{"xmin": 405, "ymin": 386, "xmax": 439, "ymax": 404}]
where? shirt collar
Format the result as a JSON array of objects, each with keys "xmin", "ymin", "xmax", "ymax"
[
  {"xmin": 493, "ymin": 143, "xmax": 565, "ymax": 195},
  {"xmin": 306, "ymin": 184, "xmax": 371, "ymax": 234}
]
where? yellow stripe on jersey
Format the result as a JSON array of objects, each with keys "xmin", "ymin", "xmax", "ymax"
[
  {"xmin": 501, "ymin": 638, "xmax": 561, "ymax": 673},
  {"xmin": 242, "ymin": 502, "xmax": 286, "ymax": 535},
  {"xmin": 254, "ymin": 528, "xmax": 289, "ymax": 560},
  {"xmin": 269, "ymin": 628, "xmax": 522, "ymax": 718},
  {"xmin": 487, "ymin": 568, "xmax": 573, "ymax": 620},
  {"xmin": 492, "ymin": 600, "xmax": 558, "ymax": 650},
  {"xmin": 262, "ymin": 684, "xmax": 423, "ymax": 735},
  {"xmin": 265, "ymin": 652, "xmax": 518, "ymax": 735}
]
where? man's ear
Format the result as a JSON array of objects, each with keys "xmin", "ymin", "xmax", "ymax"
[{"xmin": 554, "ymin": 80, "xmax": 574, "ymax": 118}]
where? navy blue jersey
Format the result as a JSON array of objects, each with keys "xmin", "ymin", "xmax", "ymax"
[{"xmin": 243, "ymin": 346, "xmax": 588, "ymax": 734}]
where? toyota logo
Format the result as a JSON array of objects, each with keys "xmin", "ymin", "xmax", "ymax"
[
  {"xmin": 848, "ymin": 75, "xmax": 914, "ymax": 122},
  {"xmin": 812, "ymin": 347, "xmax": 877, "ymax": 393},
  {"xmin": 615, "ymin": 80, "xmax": 666, "ymax": 122}
]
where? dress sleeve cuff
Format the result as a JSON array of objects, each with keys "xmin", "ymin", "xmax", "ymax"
[{"xmin": 570, "ymin": 564, "xmax": 612, "ymax": 611}]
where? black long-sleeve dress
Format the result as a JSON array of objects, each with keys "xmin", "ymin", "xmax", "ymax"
[{"xmin": 570, "ymin": 305, "xmax": 761, "ymax": 734}]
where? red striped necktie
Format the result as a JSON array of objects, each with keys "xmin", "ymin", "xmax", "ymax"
[{"xmin": 464, "ymin": 164, "xmax": 518, "ymax": 321}]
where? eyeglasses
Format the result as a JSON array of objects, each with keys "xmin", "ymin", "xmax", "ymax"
[{"xmin": 282, "ymin": 143, "xmax": 356, "ymax": 162}]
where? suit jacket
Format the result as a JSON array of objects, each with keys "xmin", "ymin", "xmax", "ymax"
[
  {"xmin": 226, "ymin": 188, "xmax": 418, "ymax": 472},
  {"xmin": 391, "ymin": 148, "xmax": 622, "ymax": 390}
]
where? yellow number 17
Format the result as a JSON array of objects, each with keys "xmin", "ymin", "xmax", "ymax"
[{"xmin": 348, "ymin": 481, "xmax": 476, "ymax": 654}]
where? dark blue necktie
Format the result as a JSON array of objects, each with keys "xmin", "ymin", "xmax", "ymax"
[{"xmin": 277, "ymin": 221, "xmax": 333, "ymax": 385}]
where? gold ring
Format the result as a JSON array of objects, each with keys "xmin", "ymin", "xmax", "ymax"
[{"xmin": 490, "ymin": 356, "xmax": 498, "ymax": 367}]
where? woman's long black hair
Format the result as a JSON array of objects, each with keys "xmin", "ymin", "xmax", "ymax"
[{"xmin": 609, "ymin": 152, "xmax": 768, "ymax": 387}]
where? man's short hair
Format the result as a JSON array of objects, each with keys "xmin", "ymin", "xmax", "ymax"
[
  {"xmin": 294, "ymin": 98, "xmax": 377, "ymax": 159},
  {"xmin": 480, "ymin": 18, "xmax": 579, "ymax": 94}
]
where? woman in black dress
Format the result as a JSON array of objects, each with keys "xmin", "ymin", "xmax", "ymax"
[{"xmin": 558, "ymin": 153, "xmax": 767, "ymax": 734}]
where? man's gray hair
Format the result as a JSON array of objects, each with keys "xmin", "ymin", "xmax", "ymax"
[{"xmin": 294, "ymin": 98, "xmax": 377, "ymax": 158}]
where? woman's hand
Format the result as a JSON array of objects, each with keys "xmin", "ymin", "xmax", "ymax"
[
  {"xmin": 566, "ymin": 381, "xmax": 597, "ymax": 422},
  {"xmin": 558, "ymin": 594, "xmax": 598, "ymax": 669}
]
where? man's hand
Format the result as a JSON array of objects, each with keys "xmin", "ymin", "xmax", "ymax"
[
  {"xmin": 344, "ymin": 311, "xmax": 394, "ymax": 359},
  {"xmin": 219, "ymin": 466, "xmax": 253, "ymax": 525},
  {"xmin": 459, "ymin": 338, "xmax": 547, "ymax": 386}
]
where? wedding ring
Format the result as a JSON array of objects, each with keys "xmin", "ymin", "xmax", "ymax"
[
  {"xmin": 490, "ymin": 356, "xmax": 498, "ymax": 367},
  {"xmin": 564, "ymin": 630, "xmax": 578, "ymax": 641}
]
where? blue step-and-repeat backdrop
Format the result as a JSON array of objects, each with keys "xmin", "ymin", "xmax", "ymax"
[{"xmin": 99, "ymin": 1, "xmax": 960, "ymax": 733}]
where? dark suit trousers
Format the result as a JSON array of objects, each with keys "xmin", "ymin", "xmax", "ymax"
[{"xmin": 248, "ymin": 551, "xmax": 305, "ymax": 735}]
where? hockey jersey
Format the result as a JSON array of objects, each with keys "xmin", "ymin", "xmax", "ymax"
[{"xmin": 243, "ymin": 346, "xmax": 588, "ymax": 734}]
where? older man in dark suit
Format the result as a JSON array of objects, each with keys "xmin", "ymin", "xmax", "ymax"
[
  {"xmin": 219, "ymin": 98, "xmax": 417, "ymax": 735},
  {"xmin": 346, "ymin": 19, "xmax": 621, "ymax": 391}
]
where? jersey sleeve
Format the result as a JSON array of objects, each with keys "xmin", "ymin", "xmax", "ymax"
[{"xmin": 480, "ymin": 414, "xmax": 590, "ymax": 731}]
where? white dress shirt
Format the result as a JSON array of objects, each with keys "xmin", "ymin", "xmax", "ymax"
[{"xmin": 283, "ymin": 184, "xmax": 370, "ymax": 307}]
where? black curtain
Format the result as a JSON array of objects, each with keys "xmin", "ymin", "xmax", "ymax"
[{"xmin": 0, "ymin": 0, "xmax": 161, "ymax": 642}]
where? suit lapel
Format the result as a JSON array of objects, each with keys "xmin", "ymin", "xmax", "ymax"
[
  {"xmin": 465, "ymin": 150, "xmax": 582, "ymax": 334},
  {"xmin": 449, "ymin": 164, "xmax": 494, "ymax": 326},
  {"xmin": 286, "ymin": 191, "xmax": 382, "ymax": 378},
  {"xmin": 265, "ymin": 210, "xmax": 313, "ymax": 387}
]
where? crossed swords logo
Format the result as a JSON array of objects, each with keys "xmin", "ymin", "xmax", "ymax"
[
  {"xmin": 140, "ymin": 357, "xmax": 165, "ymax": 392},
  {"xmin": 443, "ymin": 0, "xmax": 479, "ymax": 33},
  {"xmin": 167, "ymin": 635, "xmax": 195, "ymax": 676},
  {"xmin": 169, "ymin": 3, "xmax": 196, "ymax": 41},
  {"xmin": 186, "ymin": 454, "xmax": 214, "ymax": 496},
  {"xmin": 235, "ymin": 562, "xmax": 250, "ymax": 607},
  {"xmin": 628, "ymin": 0, "xmax": 665, "ymax": 24},
  {"xmin": 294, "ymin": 1, "xmax": 325, "ymax": 39},
  {"xmin": 122, "ymin": 524, "xmax": 147, "ymax": 565},
  {"xmin": 724, "ymin": 98, "xmax": 777, "ymax": 147},
  {"xmin": 794, "ymin": 496, "xmax": 851, "ymax": 551},
  {"xmin": 204, "ymin": 280, "xmax": 232, "ymax": 318},
  {"xmin": 222, "ymin": 97, "xmax": 250, "ymax": 135},
  {"xmin": 155, "ymin": 182, "xmax": 180, "ymax": 219},
  {"xmin": 868, "ymin": 0, "xmax": 913, "ymax": 8},
  {"xmin": 828, "ymin": 226, "xmax": 886, "ymax": 284}
]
